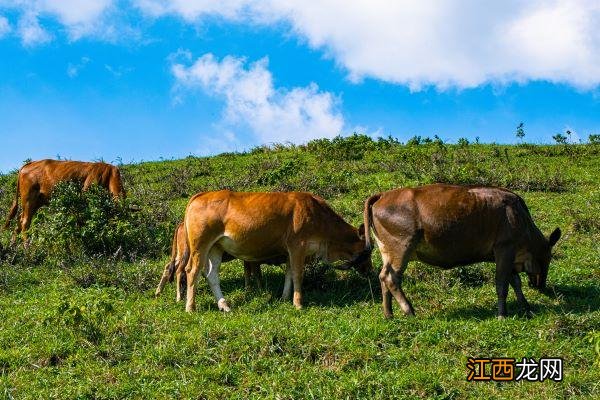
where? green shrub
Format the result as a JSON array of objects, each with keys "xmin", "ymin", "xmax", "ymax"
[
  {"xmin": 295, "ymin": 166, "xmax": 355, "ymax": 198},
  {"xmin": 589, "ymin": 331, "xmax": 600, "ymax": 366},
  {"xmin": 457, "ymin": 137, "xmax": 470, "ymax": 147},
  {"xmin": 0, "ymin": 172, "xmax": 17, "ymax": 218},
  {"xmin": 306, "ymin": 134, "xmax": 375, "ymax": 161},
  {"xmin": 44, "ymin": 291, "xmax": 115, "ymax": 345},
  {"xmin": 258, "ymin": 159, "xmax": 302, "ymax": 186},
  {"xmin": 406, "ymin": 135, "xmax": 423, "ymax": 146},
  {"xmin": 27, "ymin": 181, "xmax": 172, "ymax": 265}
]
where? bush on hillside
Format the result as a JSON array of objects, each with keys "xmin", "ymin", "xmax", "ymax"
[
  {"xmin": 306, "ymin": 134, "xmax": 376, "ymax": 161},
  {"xmin": 26, "ymin": 181, "xmax": 172, "ymax": 265}
]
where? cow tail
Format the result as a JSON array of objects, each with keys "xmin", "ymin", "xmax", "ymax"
[
  {"xmin": 167, "ymin": 225, "xmax": 180, "ymax": 282},
  {"xmin": 4, "ymin": 173, "xmax": 20, "ymax": 229},
  {"xmin": 180, "ymin": 239, "xmax": 190, "ymax": 277},
  {"xmin": 363, "ymin": 193, "xmax": 381, "ymax": 253},
  {"xmin": 179, "ymin": 193, "xmax": 204, "ymax": 277}
]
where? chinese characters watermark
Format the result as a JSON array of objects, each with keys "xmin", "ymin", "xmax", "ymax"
[{"xmin": 467, "ymin": 357, "xmax": 563, "ymax": 382}]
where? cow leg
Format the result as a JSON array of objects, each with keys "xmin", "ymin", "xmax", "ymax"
[
  {"xmin": 10, "ymin": 224, "xmax": 20, "ymax": 246},
  {"xmin": 244, "ymin": 262, "xmax": 263, "ymax": 290},
  {"xmin": 281, "ymin": 262, "xmax": 293, "ymax": 300},
  {"xmin": 509, "ymin": 272, "xmax": 532, "ymax": 317},
  {"xmin": 83, "ymin": 176, "xmax": 94, "ymax": 191},
  {"xmin": 108, "ymin": 174, "xmax": 123, "ymax": 198},
  {"xmin": 176, "ymin": 263, "xmax": 187, "ymax": 302},
  {"xmin": 244, "ymin": 262, "xmax": 252, "ymax": 289},
  {"xmin": 205, "ymin": 247, "xmax": 229, "ymax": 312},
  {"xmin": 379, "ymin": 261, "xmax": 394, "ymax": 319},
  {"xmin": 155, "ymin": 261, "xmax": 173, "ymax": 297},
  {"xmin": 253, "ymin": 263, "xmax": 264, "ymax": 291},
  {"xmin": 494, "ymin": 245, "xmax": 515, "ymax": 319},
  {"xmin": 186, "ymin": 250, "xmax": 209, "ymax": 313},
  {"xmin": 19, "ymin": 203, "xmax": 36, "ymax": 242},
  {"xmin": 19, "ymin": 191, "xmax": 42, "ymax": 242},
  {"xmin": 288, "ymin": 249, "xmax": 306, "ymax": 309},
  {"xmin": 381, "ymin": 264, "xmax": 415, "ymax": 317},
  {"xmin": 379, "ymin": 241, "xmax": 416, "ymax": 318}
]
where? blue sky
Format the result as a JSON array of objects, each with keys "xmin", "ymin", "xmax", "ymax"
[{"xmin": 1, "ymin": 1, "xmax": 599, "ymax": 173}]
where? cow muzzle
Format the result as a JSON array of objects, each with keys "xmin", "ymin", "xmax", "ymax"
[
  {"xmin": 333, "ymin": 263, "xmax": 351, "ymax": 271},
  {"xmin": 527, "ymin": 273, "xmax": 546, "ymax": 291},
  {"xmin": 334, "ymin": 251, "xmax": 372, "ymax": 277},
  {"xmin": 333, "ymin": 263, "xmax": 371, "ymax": 278}
]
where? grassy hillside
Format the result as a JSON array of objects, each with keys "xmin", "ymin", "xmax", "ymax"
[{"xmin": 1, "ymin": 136, "xmax": 599, "ymax": 399}]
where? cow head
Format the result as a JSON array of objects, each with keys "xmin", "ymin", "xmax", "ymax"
[
  {"xmin": 333, "ymin": 224, "xmax": 373, "ymax": 276},
  {"xmin": 526, "ymin": 227, "xmax": 561, "ymax": 291}
]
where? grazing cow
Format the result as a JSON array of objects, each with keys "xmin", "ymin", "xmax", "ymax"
[
  {"xmin": 4, "ymin": 159, "xmax": 125, "ymax": 239},
  {"xmin": 363, "ymin": 184, "xmax": 561, "ymax": 319},
  {"xmin": 183, "ymin": 190, "xmax": 371, "ymax": 312},
  {"xmin": 155, "ymin": 222, "xmax": 287, "ymax": 301}
]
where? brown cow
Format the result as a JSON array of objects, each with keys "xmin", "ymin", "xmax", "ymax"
[
  {"xmin": 363, "ymin": 184, "xmax": 561, "ymax": 319},
  {"xmin": 183, "ymin": 190, "xmax": 371, "ymax": 312},
  {"xmin": 155, "ymin": 222, "xmax": 287, "ymax": 301},
  {"xmin": 4, "ymin": 159, "xmax": 125, "ymax": 239}
]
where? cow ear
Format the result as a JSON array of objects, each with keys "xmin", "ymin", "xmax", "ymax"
[
  {"xmin": 548, "ymin": 228, "xmax": 561, "ymax": 247},
  {"xmin": 358, "ymin": 223, "xmax": 365, "ymax": 240}
]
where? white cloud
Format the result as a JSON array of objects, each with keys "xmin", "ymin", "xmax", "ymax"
[
  {"xmin": 134, "ymin": 0, "xmax": 252, "ymax": 21},
  {"xmin": 139, "ymin": 0, "xmax": 600, "ymax": 90},
  {"xmin": 1, "ymin": 0, "xmax": 115, "ymax": 43},
  {"xmin": 41, "ymin": 0, "xmax": 112, "ymax": 26},
  {"xmin": 0, "ymin": 15, "xmax": 10, "ymax": 37},
  {"xmin": 67, "ymin": 56, "xmax": 90, "ymax": 78},
  {"xmin": 172, "ymin": 53, "xmax": 344, "ymax": 144},
  {"xmin": 18, "ymin": 11, "xmax": 51, "ymax": 46},
  {"xmin": 105, "ymin": 64, "xmax": 134, "ymax": 78},
  {"xmin": 3, "ymin": 1, "xmax": 600, "ymax": 90}
]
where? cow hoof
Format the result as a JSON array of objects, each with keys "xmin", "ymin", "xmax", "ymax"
[
  {"xmin": 294, "ymin": 304, "xmax": 303, "ymax": 310},
  {"xmin": 384, "ymin": 314, "xmax": 393, "ymax": 320},
  {"xmin": 497, "ymin": 315, "xmax": 506, "ymax": 321},
  {"xmin": 218, "ymin": 299, "xmax": 231, "ymax": 312}
]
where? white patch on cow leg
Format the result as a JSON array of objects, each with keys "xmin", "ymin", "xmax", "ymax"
[
  {"xmin": 383, "ymin": 239, "xmax": 417, "ymax": 317},
  {"xmin": 288, "ymin": 249, "xmax": 306, "ymax": 309},
  {"xmin": 281, "ymin": 263, "xmax": 292, "ymax": 300},
  {"xmin": 185, "ymin": 260, "xmax": 201, "ymax": 313},
  {"xmin": 206, "ymin": 249, "xmax": 230, "ymax": 312},
  {"xmin": 292, "ymin": 266, "xmax": 304, "ymax": 310},
  {"xmin": 175, "ymin": 266, "xmax": 184, "ymax": 302},
  {"xmin": 379, "ymin": 261, "xmax": 394, "ymax": 318}
]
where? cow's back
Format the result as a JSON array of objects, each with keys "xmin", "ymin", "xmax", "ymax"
[
  {"xmin": 185, "ymin": 190, "xmax": 355, "ymax": 261},
  {"xmin": 20, "ymin": 159, "xmax": 116, "ymax": 194},
  {"xmin": 372, "ymin": 184, "xmax": 527, "ymax": 267}
]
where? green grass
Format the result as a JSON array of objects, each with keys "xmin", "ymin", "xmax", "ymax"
[{"xmin": 1, "ymin": 137, "xmax": 599, "ymax": 399}]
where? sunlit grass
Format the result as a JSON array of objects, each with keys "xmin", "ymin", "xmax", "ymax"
[{"xmin": 1, "ymin": 139, "xmax": 599, "ymax": 398}]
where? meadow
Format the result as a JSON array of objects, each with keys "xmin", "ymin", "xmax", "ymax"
[{"xmin": 0, "ymin": 135, "xmax": 599, "ymax": 399}]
